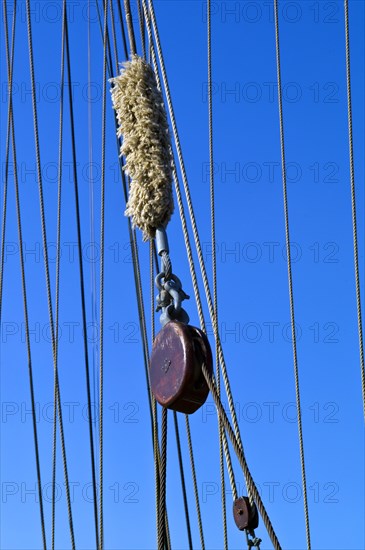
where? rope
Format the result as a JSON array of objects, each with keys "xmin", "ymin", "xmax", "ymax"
[
  {"xmin": 202, "ymin": 364, "xmax": 282, "ymax": 550},
  {"xmin": 64, "ymin": 3, "xmax": 99, "ymax": 545},
  {"xmin": 207, "ymin": 1, "xmax": 229, "ymax": 547},
  {"xmin": 98, "ymin": 0, "xmax": 108, "ymax": 547},
  {"xmin": 51, "ymin": 1, "xmax": 66, "ymax": 545},
  {"xmin": 273, "ymin": 2, "xmax": 311, "ymax": 548},
  {"xmin": 26, "ymin": 1, "xmax": 75, "ymax": 546},
  {"xmin": 173, "ymin": 412, "xmax": 193, "ymax": 550},
  {"xmin": 158, "ymin": 407, "xmax": 168, "ymax": 550},
  {"xmin": 3, "ymin": 2, "xmax": 47, "ymax": 547},
  {"xmin": 344, "ymin": 0, "xmax": 365, "ymax": 420}
]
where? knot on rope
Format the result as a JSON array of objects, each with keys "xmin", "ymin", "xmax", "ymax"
[{"xmin": 110, "ymin": 55, "xmax": 174, "ymax": 240}]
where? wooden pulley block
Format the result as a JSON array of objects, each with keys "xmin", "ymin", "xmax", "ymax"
[
  {"xmin": 233, "ymin": 496, "xmax": 259, "ymax": 531},
  {"xmin": 150, "ymin": 320, "xmax": 213, "ymax": 414}
]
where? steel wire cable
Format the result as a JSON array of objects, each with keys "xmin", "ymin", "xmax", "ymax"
[
  {"xmin": 207, "ymin": 1, "xmax": 229, "ymax": 547},
  {"xmin": 344, "ymin": 0, "xmax": 365, "ymax": 420},
  {"xmin": 202, "ymin": 364, "xmax": 282, "ymax": 550},
  {"xmin": 173, "ymin": 412, "xmax": 193, "ymax": 549},
  {"xmin": 158, "ymin": 407, "xmax": 168, "ymax": 550},
  {"xmin": 106, "ymin": 2, "xmax": 172, "ymax": 547},
  {"xmin": 142, "ymin": 0, "xmax": 263, "ymax": 523},
  {"xmin": 3, "ymin": 1, "xmax": 47, "ymax": 546},
  {"xmin": 98, "ymin": 0, "xmax": 109, "ymax": 547},
  {"xmin": 273, "ymin": 2, "xmax": 311, "ymax": 548},
  {"xmin": 26, "ymin": 0, "xmax": 75, "ymax": 545},
  {"xmin": 64, "ymin": 3, "xmax": 100, "ymax": 544},
  {"xmin": 51, "ymin": 1, "xmax": 66, "ymax": 546},
  {"xmin": 137, "ymin": 11, "xmax": 207, "ymax": 546}
]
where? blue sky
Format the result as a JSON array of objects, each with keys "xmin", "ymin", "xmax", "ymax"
[{"xmin": 0, "ymin": 1, "xmax": 364, "ymax": 549}]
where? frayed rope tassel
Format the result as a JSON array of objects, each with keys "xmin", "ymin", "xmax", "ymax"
[{"xmin": 110, "ymin": 55, "xmax": 174, "ymax": 240}]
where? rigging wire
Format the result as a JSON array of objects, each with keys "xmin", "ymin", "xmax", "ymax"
[
  {"xmin": 173, "ymin": 412, "xmax": 193, "ymax": 550},
  {"xmin": 137, "ymin": 0, "xmax": 146, "ymax": 59},
  {"xmin": 184, "ymin": 415, "xmax": 205, "ymax": 549},
  {"xmin": 2, "ymin": 1, "xmax": 47, "ymax": 547},
  {"xmin": 51, "ymin": 1, "xmax": 66, "ymax": 546},
  {"xmin": 88, "ymin": 0, "xmax": 100, "ymax": 477},
  {"xmin": 143, "ymin": 0, "xmax": 249, "ymax": 482},
  {"xmin": 98, "ymin": 0, "xmax": 108, "ymax": 547},
  {"xmin": 150, "ymin": 241, "xmax": 161, "ymax": 550},
  {"xmin": 207, "ymin": 1, "xmax": 228, "ymax": 547},
  {"xmin": 201, "ymin": 364, "xmax": 282, "ymax": 550},
  {"xmin": 25, "ymin": 0, "xmax": 76, "ymax": 546},
  {"xmin": 273, "ymin": 1, "xmax": 311, "ymax": 548},
  {"xmin": 103, "ymin": 1, "xmax": 172, "ymax": 547},
  {"xmin": 158, "ymin": 407, "xmax": 168, "ymax": 550},
  {"xmin": 344, "ymin": 0, "xmax": 365, "ymax": 420},
  {"xmin": 116, "ymin": 0, "xmax": 129, "ymax": 61},
  {"xmin": 141, "ymin": 0, "xmax": 263, "ymax": 527},
  {"xmin": 139, "ymin": 12, "xmax": 207, "ymax": 547},
  {"xmin": 64, "ymin": 2, "xmax": 100, "ymax": 544},
  {"xmin": 124, "ymin": 0, "xmax": 137, "ymax": 55}
]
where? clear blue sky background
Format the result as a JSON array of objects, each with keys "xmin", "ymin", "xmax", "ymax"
[{"xmin": 0, "ymin": 1, "xmax": 364, "ymax": 549}]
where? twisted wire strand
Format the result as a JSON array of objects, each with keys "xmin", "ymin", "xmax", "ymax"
[
  {"xmin": 108, "ymin": 4, "xmax": 171, "ymax": 546},
  {"xmin": 151, "ymin": 242, "xmax": 161, "ymax": 549},
  {"xmin": 26, "ymin": 1, "xmax": 75, "ymax": 545},
  {"xmin": 98, "ymin": 0, "xmax": 109, "ymax": 547},
  {"xmin": 52, "ymin": 1, "xmax": 66, "ymax": 546},
  {"xmin": 207, "ymin": 1, "xmax": 230, "ymax": 546},
  {"xmin": 116, "ymin": 0, "xmax": 129, "ymax": 60},
  {"xmin": 142, "ymin": 0, "xmax": 259, "ymax": 520},
  {"xmin": 173, "ymin": 412, "xmax": 193, "ymax": 550},
  {"xmin": 0, "ymin": 0, "xmax": 13, "ymax": 326},
  {"xmin": 88, "ymin": 0, "xmax": 100, "ymax": 482},
  {"xmin": 3, "ymin": 1, "xmax": 47, "ymax": 546},
  {"xmin": 109, "ymin": 0, "xmax": 119, "ymax": 72},
  {"xmin": 202, "ymin": 364, "xmax": 281, "ymax": 550},
  {"xmin": 158, "ymin": 408, "xmax": 168, "ymax": 550},
  {"xmin": 184, "ymin": 415, "xmax": 205, "ymax": 549},
  {"xmin": 137, "ymin": 0, "xmax": 146, "ymax": 59},
  {"xmin": 273, "ymin": 2, "xmax": 311, "ymax": 548},
  {"xmin": 124, "ymin": 0, "xmax": 136, "ymax": 55},
  {"xmin": 138, "ymin": 9, "xmax": 209, "ymax": 549},
  {"xmin": 344, "ymin": 0, "xmax": 365, "ymax": 420},
  {"xmin": 64, "ymin": 3, "xmax": 99, "ymax": 544}
]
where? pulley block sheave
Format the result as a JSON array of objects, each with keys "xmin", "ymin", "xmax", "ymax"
[
  {"xmin": 233, "ymin": 496, "xmax": 259, "ymax": 531},
  {"xmin": 150, "ymin": 320, "xmax": 213, "ymax": 414}
]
